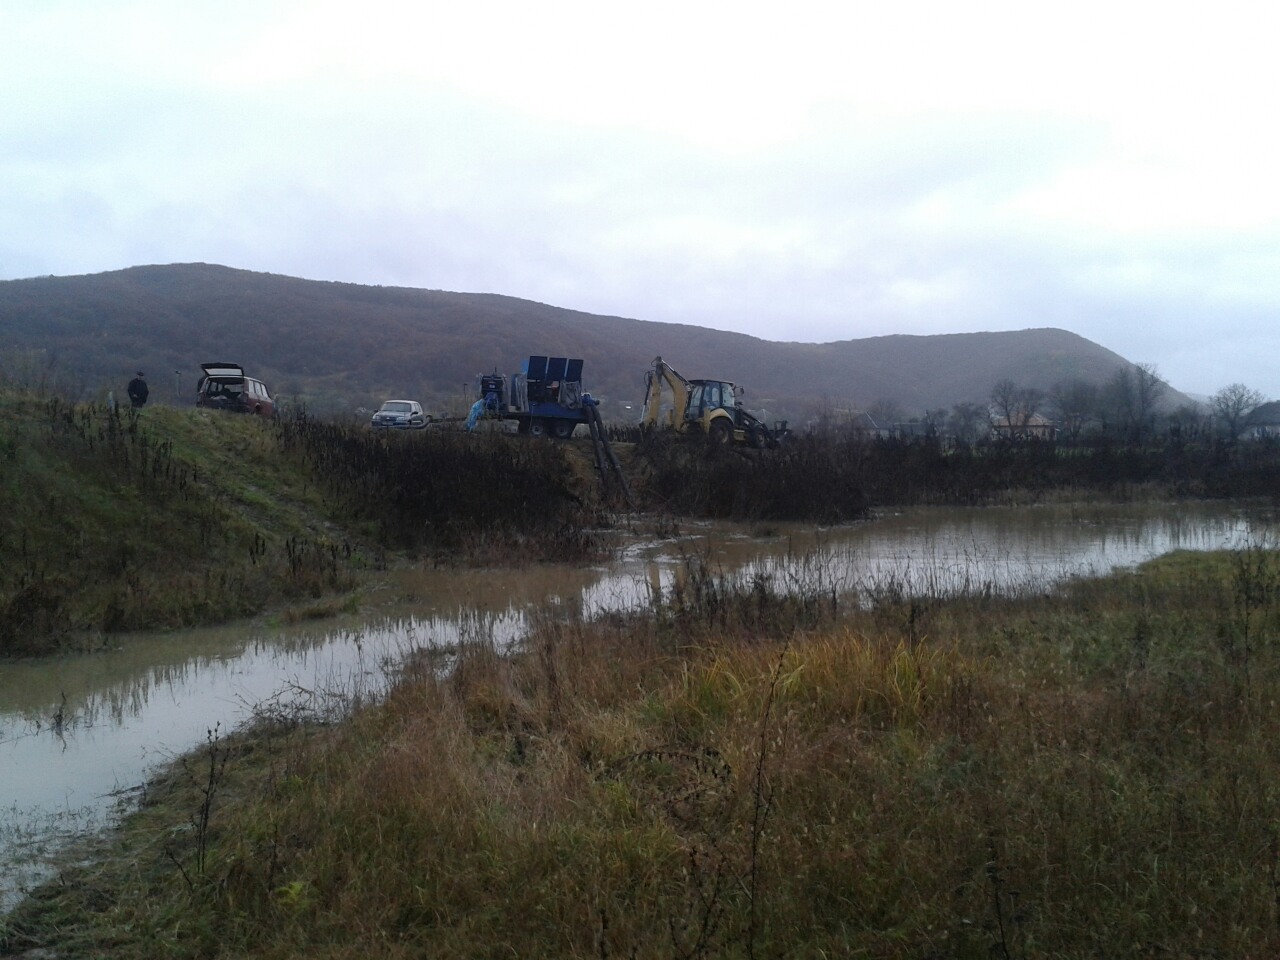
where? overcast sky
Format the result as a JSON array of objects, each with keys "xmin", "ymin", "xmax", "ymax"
[{"xmin": 4, "ymin": 0, "xmax": 1278, "ymax": 400}]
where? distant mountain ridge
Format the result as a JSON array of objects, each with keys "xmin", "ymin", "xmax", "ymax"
[{"xmin": 0, "ymin": 263, "xmax": 1177, "ymax": 418}]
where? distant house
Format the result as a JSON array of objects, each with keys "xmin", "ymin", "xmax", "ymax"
[
  {"xmin": 838, "ymin": 413, "xmax": 938, "ymax": 441},
  {"xmin": 846, "ymin": 412, "xmax": 885, "ymax": 437},
  {"xmin": 991, "ymin": 414, "xmax": 1058, "ymax": 441},
  {"xmin": 839, "ymin": 412, "xmax": 900, "ymax": 439},
  {"xmin": 1245, "ymin": 401, "xmax": 1280, "ymax": 439},
  {"xmin": 886, "ymin": 420, "xmax": 934, "ymax": 440}
]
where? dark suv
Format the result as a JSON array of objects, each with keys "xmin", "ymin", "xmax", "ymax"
[{"xmin": 196, "ymin": 362, "xmax": 275, "ymax": 416}]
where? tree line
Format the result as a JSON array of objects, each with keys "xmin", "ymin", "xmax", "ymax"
[{"xmin": 843, "ymin": 364, "xmax": 1271, "ymax": 445}]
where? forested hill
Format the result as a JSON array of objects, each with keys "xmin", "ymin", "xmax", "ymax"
[{"xmin": 0, "ymin": 263, "xmax": 1163, "ymax": 418}]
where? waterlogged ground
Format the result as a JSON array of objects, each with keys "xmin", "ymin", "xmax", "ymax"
[{"xmin": 0, "ymin": 500, "xmax": 1271, "ymax": 911}]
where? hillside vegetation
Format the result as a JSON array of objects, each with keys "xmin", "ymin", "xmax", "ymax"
[
  {"xmin": 0, "ymin": 382, "xmax": 604, "ymax": 656},
  {"xmin": 0, "ymin": 263, "xmax": 1158, "ymax": 418}
]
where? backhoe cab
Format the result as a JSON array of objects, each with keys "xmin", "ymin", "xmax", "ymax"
[{"xmin": 641, "ymin": 356, "xmax": 788, "ymax": 448}]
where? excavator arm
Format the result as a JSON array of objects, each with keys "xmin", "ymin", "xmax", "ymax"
[{"xmin": 641, "ymin": 356, "xmax": 690, "ymax": 430}]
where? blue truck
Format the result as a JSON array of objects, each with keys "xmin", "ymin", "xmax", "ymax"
[{"xmin": 468, "ymin": 355, "xmax": 593, "ymax": 438}]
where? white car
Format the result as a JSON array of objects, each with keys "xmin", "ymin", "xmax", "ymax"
[{"xmin": 371, "ymin": 400, "xmax": 430, "ymax": 429}]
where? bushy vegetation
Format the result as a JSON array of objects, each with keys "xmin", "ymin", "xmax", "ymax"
[
  {"xmin": 636, "ymin": 430, "xmax": 1280, "ymax": 521},
  {"xmin": 0, "ymin": 381, "xmax": 605, "ymax": 656},
  {"xmin": 275, "ymin": 413, "xmax": 606, "ymax": 558},
  {"xmin": 7, "ymin": 544, "xmax": 1280, "ymax": 958}
]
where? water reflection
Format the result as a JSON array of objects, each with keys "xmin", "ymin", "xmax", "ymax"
[
  {"xmin": 1, "ymin": 501, "xmax": 1271, "ymax": 910},
  {"xmin": 625, "ymin": 502, "xmax": 1267, "ymax": 606}
]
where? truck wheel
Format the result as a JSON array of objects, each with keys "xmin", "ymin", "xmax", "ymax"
[
  {"xmin": 552, "ymin": 419, "xmax": 575, "ymax": 439},
  {"xmin": 709, "ymin": 420, "xmax": 732, "ymax": 445},
  {"xmin": 528, "ymin": 419, "xmax": 548, "ymax": 438}
]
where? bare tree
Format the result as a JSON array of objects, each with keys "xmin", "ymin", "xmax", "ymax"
[
  {"xmin": 921, "ymin": 408, "xmax": 948, "ymax": 437},
  {"xmin": 1102, "ymin": 366, "xmax": 1135, "ymax": 435},
  {"xmin": 1167, "ymin": 403, "xmax": 1211, "ymax": 442},
  {"xmin": 990, "ymin": 380, "xmax": 1043, "ymax": 437},
  {"xmin": 867, "ymin": 398, "xmax": 905, "ymax": 430},
  {"xmin": 1015, "ymin": 386, "xmax": 1045, "ymax": 424},
  {"xmin": 1104, "ymin": 363, "xmax": 1167, "ymax": 441},
  {"xmin": 989, "ymin": 379, "xmax": 1020, "ymax": 433},
  {"xmin": 1050, "ymin": 378, "xmax": 1098, "ymax": 442},
  {"xmin": 805, "ymin": 394, "xmax": 839, "ymax": 437},
  {"xmin": 1212, "ymin": 383, "xmax": 1267, "ymax": 440},
  {"xmin": 1133, "ymin": 363, "xmax": 1167, "ymax": 437},
  {"xmin": 948, "ymin": 402, "xmax": 990, "ymax": 444}
]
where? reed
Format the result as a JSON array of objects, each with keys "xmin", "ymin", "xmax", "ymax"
[{"xmin": 10, "ymin": 543, "xmax": 1280, "ymax": 958}]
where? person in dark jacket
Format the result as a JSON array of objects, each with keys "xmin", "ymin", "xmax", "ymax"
[{"xmin": 127, "ymin": 371, "xmax": 149, "ymax": 408}]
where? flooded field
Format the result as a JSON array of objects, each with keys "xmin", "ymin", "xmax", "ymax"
[{"xmin": 1, "ymin": 500, "xmax": 1271, "ymax": 911}]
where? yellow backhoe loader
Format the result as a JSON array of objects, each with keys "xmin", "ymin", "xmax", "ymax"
[{"xmin": 640, "ymin": 356, "xmax": 789, "ymax": 448}]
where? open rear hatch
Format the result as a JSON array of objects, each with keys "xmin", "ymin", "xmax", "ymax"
[{"xmin": 201, "ymin": 362, "xmax": 244, "ymax": 382}]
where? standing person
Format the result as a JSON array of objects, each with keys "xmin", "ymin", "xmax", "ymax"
[{"xmin": 127, "ymin": 371, "xmax": 149, "ymax": 408}]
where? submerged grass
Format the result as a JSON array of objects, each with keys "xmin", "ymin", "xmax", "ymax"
[{"xmin": 7, "ymin": 542, "xmax": 1280, "ymax": 958}]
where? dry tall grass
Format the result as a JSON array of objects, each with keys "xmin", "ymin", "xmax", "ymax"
[{"xmin": 8, "ymin": 546, "xmax": 1280, "ymax": 959}]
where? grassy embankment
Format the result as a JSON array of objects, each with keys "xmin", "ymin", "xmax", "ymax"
[
  {"xmin": 5, "ymin": 540, "xmax": 1279, "ymax": 958},
  {"xmin": 0, "ymin": 382, "xmax": 608, "ymax": 656}
]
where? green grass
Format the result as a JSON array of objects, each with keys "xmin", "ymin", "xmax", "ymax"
[
  {"xmin": 0, "ymin": 383, "xmax": 606, "ymax": 655},
  {"xmin": 0, "ymin": 388, "xmax": 365, "ymax": 653}
]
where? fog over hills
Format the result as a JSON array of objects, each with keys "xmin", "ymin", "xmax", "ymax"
[{"xmin": 0, "ymin": 264, "xmax": 1185, "ymax": 419}]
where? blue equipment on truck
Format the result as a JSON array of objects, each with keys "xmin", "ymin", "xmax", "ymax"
[
  {"xmin": 471, "ymin": 355, "xmax": 592, "ymax": 439},
  {"xmin": 468, "ymin": 354, "xmax": 634, "ymax": 508}
]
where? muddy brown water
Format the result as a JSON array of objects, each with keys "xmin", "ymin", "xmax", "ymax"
[{"xmin": 1, "ymin": 501, "xmax": 1271, "ymax": 910}]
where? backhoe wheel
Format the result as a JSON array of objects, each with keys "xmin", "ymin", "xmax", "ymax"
[{"xmin": 709, "ymin": 420, "xmax": 732, "ymax": 445}]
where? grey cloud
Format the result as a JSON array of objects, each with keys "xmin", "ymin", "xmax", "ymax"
[{"xmin": 2, "ymin": 64, "xmax": 1277, "ymax": 401}]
